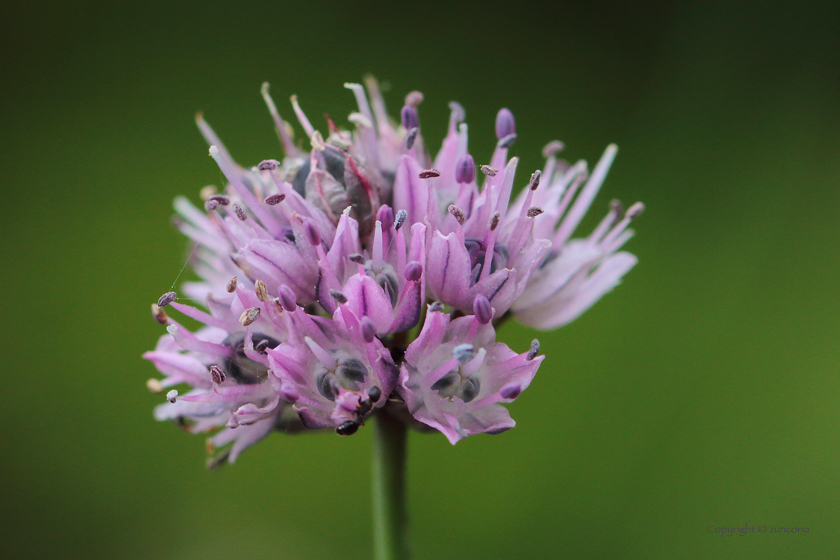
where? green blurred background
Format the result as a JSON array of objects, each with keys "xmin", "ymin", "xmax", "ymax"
[{"xmin": 2, "ymin": 0, "xmax": 839, "ymax": 558}]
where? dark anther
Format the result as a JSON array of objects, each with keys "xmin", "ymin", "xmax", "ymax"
[
  {"xmin": 498, "ymin": 133, "xmax": 517, "ymax": 149},
  {"xmin": 208, "ymin": 195, "xmax": 230, "ymax": 205},
  {"xmin": 226, "ymin": 276, "xmax": 237, "ymax": 293},
  {"xmin": 233, "ymin": 203, "xmax": 248, "ymax": 221},
  {"xmin": 368, "ymin": 386, "xmax": 382, "ymax": 402},
  {"xmin": 258, "ymin": 159, "xmax": 279, "ymax": 171},
  {"xmin": 529, "ymin": 170, "xmax": 541, "ymax": 191},
  {"xmin": 329, "ymin": 289, "xmax": 348, "ymax": 305},
  {"xmin": 349, "ymin": 253, "xmax": 366, "ymax": 264},
  {"xmin": 158, "ymin": 292, "xmax": 177, "ymax": 308},
  {"xmin": 418, "ymin": 169, "xmax": 441, "ymax": 179},
  {"xmin": 527, "ymin": 207, "xmax": 544, "ymax": 218},
  {"xmin": 527, "ymin": 339, "xmax": 540, "ymax": 361},
  {"xmin": 265, "ymin": 193, "xmax": 286, "ymax": 205},
  {"xmin": 429, "ymin": 301, "xmax": 445, "ymax": 313},
  {"xmin": 394, "ymin": 209, "xmax": 408, "ymax": 231},
  {"xmin": 209, "ymin": 365, "xmax": 226, "ymax": 384},
  {"xmin": 255, "ymin": 339, "xmax": 271, "ymax": 355}
]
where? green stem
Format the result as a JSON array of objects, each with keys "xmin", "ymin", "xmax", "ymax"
[{"xmin": 372, "ymin": 410, "xmax": 410, "ymax": 560}]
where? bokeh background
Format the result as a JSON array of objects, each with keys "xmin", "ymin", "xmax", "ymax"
[{"xmin": 2, "ymin": 0, "xmax": 839, "ymax": 558}]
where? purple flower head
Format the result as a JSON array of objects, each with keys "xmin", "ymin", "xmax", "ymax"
[
  {"xmin": 146, "ymin": 77, "xmax": 642, "ymax": 462},
  {"xmin": 398, "ymin": 303, "xmax": 543, "ymax": 444}
]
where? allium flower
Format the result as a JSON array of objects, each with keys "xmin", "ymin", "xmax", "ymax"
[{"xmin": 145, "ymin": 78, "xmax": 642, "ymax": 465}]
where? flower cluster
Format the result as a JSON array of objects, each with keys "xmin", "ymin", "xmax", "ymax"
[{"xmin": 144, "ymin": 78, "xmax": 642, "ymax": 465}]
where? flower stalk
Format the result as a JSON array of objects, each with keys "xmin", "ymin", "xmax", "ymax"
[{"xmin": 372, "ymin": 410, "xmax": 410, "ymax": 560}]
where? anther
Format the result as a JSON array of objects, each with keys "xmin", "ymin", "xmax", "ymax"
[
  {"xmin": 405, "ymin": 91, "xmax": 424, "ymax": 106},
  {"xmin": 226, "ymin": 276, "xmax": 237, "ymax": 293},
  {"xmin": 527, "ymin": 339, "xmax": 540, "ymax": 361},
  {"xmin": 480, "ymin": 165, "xmax": 498, "ymax": 177},
  {"xmin": 329, "ymin": 289, "xmax": 348, "ymax": 305},
  {"xmin": 448, "ymin": 101, "xmax": 466, "ymax": 123},
  {"xmin": 349, "ymin": 253, "xmax": 366, "ymax": 264},
  {"xmin": 529, "ymin": 170, "xmax": 541, "ymax": 190},
  {"xmin": 488, "ymin": 211, "xmax": 501, "ymax": 231},
  {"xmin": 542, "ymin": 140, "xmax": 565, "ymax": 158},
  {"xmin": 233, "ymin": 203, "xmax": 247, "ymax": 221},
  {"xmin": 495, "ymin": 108, "xmax": 516, "ymax": 139},
  {"xmin": 454, "ymin": 343, "xmax": 474, "ymax": 364},
  {"xmin": 279, "ymin": 285, "xmax": 297, "ymax": 311},
  {"xmin": 401, "ymin": 105, "xmax": 419, "ymax": 130},
  {"xmin": 360, "ymin": 317, "xmax": 377, "ymax": 343},
  {"xmin": 473, "ymin": 295, "xmax": 493, "ymax": 325},
  {"xmin": 258, "ymin": 159, "xmax": 279, "ymax": 171},
  {"xmin": 151, "ymin": 303, "xmax": 168, "ymax": 325},
  {"xmin": 264, "ymin": 193, "xmax": 286, "ymax": 205},
  {"xmin": 303, "ymin": 218, "xmax": 321, "ymax": 246},
  {"xmin": 626, "ymin": 202, "xmax": 645, "ymax": 219},
  {"xmin": 500, "ymin": 382, "xmax": 522, "ymax": 400},
  {"xmin": 455, "ymin": 154, "xmax": 476, "ymax": 184},
  {"xmin": 209, "ymin": 365, "xmax": 226, "ymax": 384},
  {"xmin": 255, "ymin": 279, "xmax": 269, "ymax": 302},
  {"xmin": 336, "ymin": 420, "xmax": 360, "ymax": 436},
  {"xmin": 158, "ymin": 292, "xmax": 177, "ymax": 308},
  {"xmin": 146, "ymin": 378, "xmax": 163, "ymax": 393},
  {"xmin": 429, "ymin": 301, "xmax": 445, "ymax": 313},
  {"xmin": 208, "ymin": 195, "xmax": 230, "ymax": 205},
  {"xmin": 404, "ymin": 261, "xmax": 423, "ymax": 282},
  {"xmin": 498, "ymin": 133, "xmax": 517, "ymax": 149},
  {"xmin": 254, "ymin": 339, "xmax": 271, "ymax": 355},
  {"xmin": 610, "ymin": 199, "xmax": 625, "ymax": 217},
  {"xmin": 448, "ymin": 205, "xmax": 466, "ymax": 226},
  {"xmin": 405, "ymin": 127, "xmax": 418, "ymax": 150},
  {"xmin": 527, "ymin": 207, "xmax": 544, "ymax": 218},
  {"xmin": 418, "ymin": 169, "xmax": 441, "ymax": 179},
  {"xmin": 204, "ymin": 200, "xmax": 219, "ymax": 212},
  {"xmin": 239, "ymin": 307, "xmax": 261, "ymax": 327},
  {"xmin": 394, "ymin": 209, "xmax": 408, "ymax": 231},
  {"xmin": 166, "ymin": 389, "xmax": 178, "ymax": 403},
  {"xmin": 368, "ymin": 386, "xmax": 382, "ymax": 402}
]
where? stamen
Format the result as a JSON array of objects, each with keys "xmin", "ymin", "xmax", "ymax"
[
  {"xmin": 279, "ymin": 285, "xmax": 297, "ymax": 311},
  {"xmin": 376, "ymin": 205, "xmax": 394, "ymax": 231},
  {"xmin": 488, "ymin": 211, "xmax": 501, "ymax": 231},
  {"xmin": 290, "ymin": 94, "xmax": 316, "ymax": 137},
  {"xmin": 255, "ymin": 279, "xmax": 269, "ymax": 302},
  {"xmin": 258, "ymin": 159, "xmax": 279, "ymax": 171},
  {"xmin": 146, "ymin": 378, "xmax": 163, "ymax": 393},
  {"xmin": 473, "ymin": 295, "xmax": 493, "ymax": 324},
  {"xmin": 305, "ymin": 336, "xmax": 337, "ymax": 370},
  {"xmin": 453, "ymin": 343, "xmax": 474, "ymax": 364},
  {"xmin": 304, "ymin": 218, "xmax": 321, "ymax": 246},
  {"xmin": 210, "ymin": 365, "xmax": 226, "ymax": 384},
  {"xmin": 481, "ymin": 165, "xmax": 498, "ymax": 177},
  {"xmin": 265, "ymin": 194, "xmax": 286, "ymax": 205},
  {"xmin": 226, "ymin": 276, "xmax": 237, "ymax": 293},
  {"xmin": 529, "ymin": 170, "xmax": 541, "ymax": 191},
  {"xmin": 527, "ymin": 207, "xmax": 544, "ymax": 218},
  {"xmin": 500, "ymin": 382, "xmax": 522, "ymax": 399},
  {"xmin": 233, "ymin": 203, "xmax": 247, "ymax": 221},
  {"xmin": 498, "ymin": 133, "xmax": 517, "ymax": 149},
  {"xmin": 348, "ymin": 253, "xmax": 366, "ymax": 265},
  {"xmin": 260, "ymin": 83, "xmax": 298, "ymax": 156},
  {"xmin": 455, "ymin": 154, "xmax": 476, "ymax": 184},
  {"xmin": 360, "ymin": 317, "xmax": 377, "ymax": 343},
  {"xmin": 405, "ymin": 127, "xmax": 418, "ymax": 150},
  {"xmin": 239, "ymin": 307, "xmax": 260, "ymax": 327},
  {"xmin": 255, "ymin": 339, "xmax": 271, "ymax": 355},
  {"xmin": 495, "ymin": 108, "xmax": 516, "ymax": 139},
  {"xmin": 368, "ymin": 386, "xmax": 382, "ymax": 402},
  {"xmin": 166, "ymin": 389, "xmax": 178, "ymax": 403},
  {"xmin": 429, "ymin": 301, "xmax": 445, "ymax": 313},
  {"xmin": 626, "ymin": 202, "xmax": 645, "ymax": 219},
  {"xmin": 418, "ymin": 169, "xmax": 441, "ymax": 179},
  {"xmin": 329, "ymin": 289, "xmax": 348, "ymax": 305},
  {"xmin": 542, "ymin": 140, "xmax": 565, "ymax": 158},
  {"xmin": 448, "ymin": 205, "xmax": 466, "ymax": 226},
  {"xmin": 151, "ymin": 303, "xmax": 168, "ymax": 325},
  {"xmin": 394, "ymin": 209, "xmax": 408, "ymax": 230},
  {"xmin": 404, "ymin": 261, "xmax": 423, "ymax": 282},
  {"xmin": 527, "ymin": 339, "xmax": 540, "ymax": 360},
  {"xmin": 401, "ymin": 105, "xmax": 419, "ymax": 130},
  {"xmin": 204, "ymin": 200, "xmax": 219, "ymax": 212},
  {"xmin": 208, "ymin": 195, "xmax": 230, "ymax": 205},
  {"xmin": 405, "ymin": 91, "xmax": 424, "ymax": 106},
  {"xmin": 158, "ymin": 292, "xmax": 177, "ymax": 308},
  {"xmin": 372, "ymin": 221, "xmax": 384, "ymax": 269}
]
